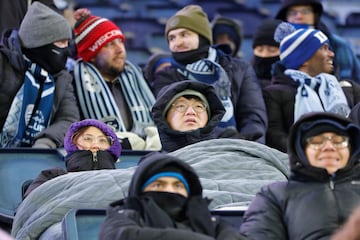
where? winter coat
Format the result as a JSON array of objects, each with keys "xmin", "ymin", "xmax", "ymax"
[
  {"xmin": 240, "ymin": 112, "xmax": 360, "ymax": 240},
  {"xmin": 0, "ymin": 29, "xmax": 80, "ymax": 147},
  {"xmin": 99, "ymin": 152, "xmax": 245, "ymax": 240},
  {"xmin": 152, "ymin": 49, "xmax": 267, "ymax": 144},
  {"xmin": 263, "ymin": 62, "xmax": 360, "ymax": 152},
  {"xmin": 152, "ymin": 80, "xmax": 246, "ymax": 152}
]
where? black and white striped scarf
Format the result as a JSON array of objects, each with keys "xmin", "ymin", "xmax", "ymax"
[{"xmin": 74, "ymin": 60, "xmax": 155, "ymax": 137}]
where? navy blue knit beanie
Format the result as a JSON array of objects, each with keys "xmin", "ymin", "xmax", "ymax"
[{"xmin": 274, "ymin": 22, "xmax": 329, "ymax": 69}]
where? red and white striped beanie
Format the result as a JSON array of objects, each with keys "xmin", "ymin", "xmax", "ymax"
[{"xmin": 74, "ymin": 14, "xmax": 125, "ymax": 61}]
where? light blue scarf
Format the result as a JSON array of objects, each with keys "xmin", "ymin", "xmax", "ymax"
[{"xmin": 285, "ymin": 69, "xmax": 350, "ymax": 121}]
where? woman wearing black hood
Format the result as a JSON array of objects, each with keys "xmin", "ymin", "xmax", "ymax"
[
  {"xmin": 99, "ymin": 152, "xmax": 245, "ymax": 240},
  {"xmin": 240, "ymin": 112, "xmax": 360, "ymax": 239},
  {"xmin": 152, "ymin": 80, "xmax": 247, "ymax": 152}
]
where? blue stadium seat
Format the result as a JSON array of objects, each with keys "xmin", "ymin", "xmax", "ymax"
[
  {"xmin": 146, "ymin": 3, "xmax": 179, "ymax": 21},
  {"xmin": 114, "ymin": 17, "xmax": 164, "ymax": 49},
  {"xmin": 217, "ymin": 7, "xmax": 269, "ymax": 37},
  {"xmin": 346, "ymin": 12, "xmax": 360, "ymax": 26},
  {"xmin": 0, "ymin": 148, "xmax": 65, "ymax": 224},
  {"xmin": 259, "ymin": 0, "xmax": 281, "ymax": 17},
  {"xmin": 62, "ymin": 208, "xmax": 106, "ymax": 240},
  {"xmin": 126, "ymin": 47, "xmax": 152, "ymax": 67},
  {"xmin": 62, "ymin": 208, "xmax": 245, "ymax": 239},
  {"xmin": 211, "ymin": 209, "xmax": 245, "ymax": 229},
  {"xmin": 195, "ymin": 0, "xmax": 244, "ymax": 20},
  {"xmin": 116, "ymin": 150, "xmax": 152, "ymax": 168},
  {"xmin": 85, "ymin": 5, "xmax": 123, "ymax": 20},
  {"xmin": 146, "ymin": 32, "xmax": 168, "ymax": 53}
]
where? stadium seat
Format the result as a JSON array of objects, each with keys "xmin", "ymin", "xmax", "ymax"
[
  {"xmin": 62, "ymin": 208, "xmax": 245, "ymax": 239},
  {"xmin": 146, "ymin": 32, "xmax": 168, "ymax": 53},
  {"xmin": 0, "ymin": 148, "xmax": 65, "ymax": 224},
  {"xmin": 211, "ymin": 209, "xmax": 245, "ymax": 229},
  {"xmin": 346, "ymin": 12, "xmax": 360, "ymax": 26},
  {"xmin": 195, "ymin": 0, "xmax": 244, "ymax": 20},
  {"xmin": 62, "ymin": 208, "xmax": 106, "ymax": 240},
  {"xmin": 113, "ymin": 17, "xmax": 164, "ymax": 49},
  {"xmin": 145, "ymin": 3, "xmax": 179, "ymax": 20},
  {"xmin": 217, "ymin": 7, "xmax": 269, "ymax": 37},
  {"xmin": 126, "ymin": 47, "xmax": 152, "ymax": 67},
  {"xmin": 116, "ymin": 150, "xmax": 152, "ymax": 168}
]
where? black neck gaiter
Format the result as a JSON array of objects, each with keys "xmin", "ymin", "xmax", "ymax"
[
  {"xmin": 253, "ymin": 55, "xmax": 279, "ymax": 80},
  {"xmin": 23, "ymin": 43, "xmax": 70, "ymax": 75}
]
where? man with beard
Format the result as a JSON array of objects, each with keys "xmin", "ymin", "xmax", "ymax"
[
  {"xmin": 99, "ymin": 152, "xmax": 245, "ymax": 240},
  {"xmin": 0, "ymin": 2, "xmax": 79, "ymax": 148},
  {"xmin": 73, "ymin": 10, "xmax": 159, "ymax": 150}
]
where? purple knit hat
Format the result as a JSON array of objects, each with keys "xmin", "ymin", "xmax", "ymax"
[{"xmin": 64, "ymin": 119, "xmax": 121, "ymax": 160}]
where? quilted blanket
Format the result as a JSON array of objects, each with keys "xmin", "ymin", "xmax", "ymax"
[{"xmin": 11, "ymin": 139, "xmax": 289, "ymax": 239}]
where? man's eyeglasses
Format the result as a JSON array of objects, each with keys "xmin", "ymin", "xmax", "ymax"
[
  {"xmin": 287, "ymin": 8, "xmax": 313, "ymax": 17},
  {"xmin": 306, "ymin": 135, "xmax": 349, "ymax": 150},
  {"xmin": 78, "ymin": 135, "xmax": 114, "ymax": 148},
  {"xmin": 171, "ymin": 102, "xmax": 207, "ymax": 114}
]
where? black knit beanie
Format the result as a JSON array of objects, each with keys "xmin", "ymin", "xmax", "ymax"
[{"xmin": 252, "ymin": 19, "xmax": 282, "ymax": 48}]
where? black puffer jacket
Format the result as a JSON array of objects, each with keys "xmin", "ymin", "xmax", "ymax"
[
  {"xmin": 264, "ymin": 62, "xmax": 360, "ymax": 152},
  {"xmin": 240, "ymin": 112, "xmax": 360, "ymax": 240},
  {"xmin": 99, "ymin": 152, "xmax": 245, "ymax": 240},
  {"xmin": 152, "ymin": 80, "xmax": 245, "ymax": 152}
]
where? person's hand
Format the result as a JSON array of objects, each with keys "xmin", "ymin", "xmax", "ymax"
[{"xmin": 74, "ymin": 8, "xmax": 91, "ymax": 21}]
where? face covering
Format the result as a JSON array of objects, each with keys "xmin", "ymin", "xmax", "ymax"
[
  {"xmin": 253, "ymin": 55, "xmax": 280, "ymax": 79},
  {"xmin": 23, "ymin": 43, "xmax": 70, "ymax": 75},
  {"xmin": 172, "ymin": 36, "xmax": 210, "ymax": 65},
  {"xmin": 142, "ymin": 191, "xmax": 187, "ymax": 221}
]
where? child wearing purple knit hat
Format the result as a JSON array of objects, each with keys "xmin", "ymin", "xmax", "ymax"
[{"xmin": 23, "ymin": 119, "xmax": 121, "ymax": 198}]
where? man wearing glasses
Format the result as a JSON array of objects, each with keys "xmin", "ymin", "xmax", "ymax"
[{"xmin": 151, "ymin": 80, "xmax": 247, "ymax": 152}]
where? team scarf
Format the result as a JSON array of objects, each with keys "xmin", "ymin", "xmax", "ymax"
[
  {"xmin": 74, "ymin": 60, "xmax": 155, "ymax": 137},
  {"xmin": 285, "ymin": 69, "xmax": 350, "ymax": 121},
  {"xmin": 0, "ymin": 59, "xmax": 54, "ymax": 147},
  {"xmin": 172, "ymin": 47, "xmax": 236, "ymax": 128}
]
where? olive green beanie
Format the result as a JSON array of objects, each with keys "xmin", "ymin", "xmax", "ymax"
[{"xmin": 165, "ymin": 5, "xmax": 212, "ymax": 44}]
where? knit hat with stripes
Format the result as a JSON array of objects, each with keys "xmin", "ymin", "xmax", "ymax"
[
  {"xmin": 275, "ymin": 22, "xmax": 329, "ymax": 69},
  {"xmin": 74, "ymin": 13, "xmax": 125, "ymax": 61}
]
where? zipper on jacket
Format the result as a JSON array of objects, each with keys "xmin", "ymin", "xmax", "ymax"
[
  {"xmin": 329, "ymin": 179, "xmax": 334, "ymax": 190},
  {"xmin": 92, "ymin": 151, "xmax": 99, "ymax": 170}
]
